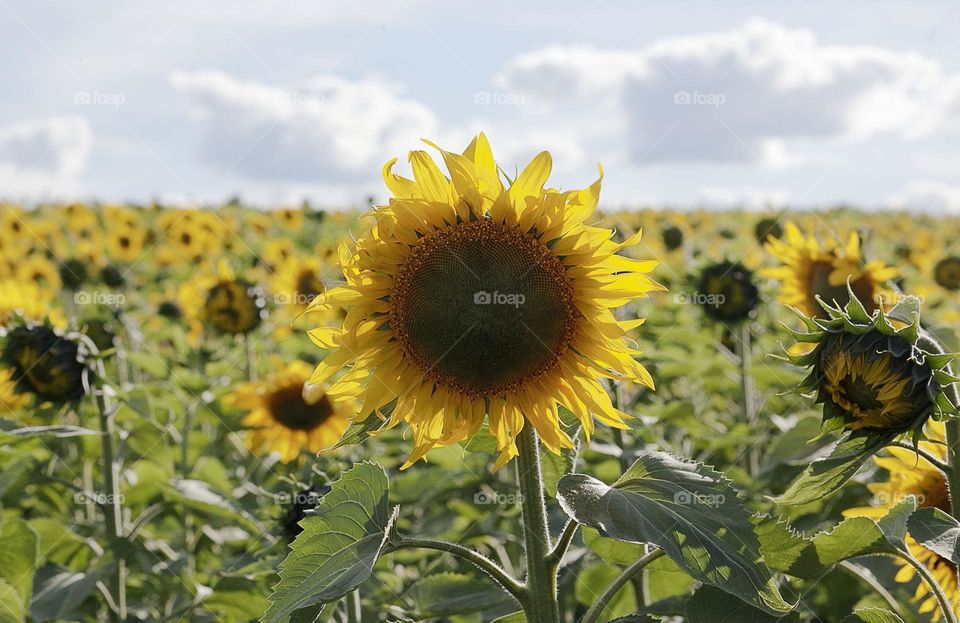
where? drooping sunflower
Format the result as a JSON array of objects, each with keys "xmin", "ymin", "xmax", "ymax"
[
  {"xmin": 784, "ymin": 291, "xmax": 959, "ymax": 436},
  {"xmin": 695, "ymin": 260, "xmax": 759, "ymax": 324},
  {"xmin": 1, "ymin": 323, "xmax": 90, "ymax": 405},
  {"xmin": 764, "ymin": 222, "xmax": 897, "ymax": 318},
  {"xmin": 228, "ymin": 360, "xmax": 350, "ymax": 463},
  {"xmin": 178, "ymin": 260, "xmax": 264, "ymax": 336},
  {"xmin": 845, "ymin": 422, "xmax": 959, "ymax": 620},
  {"xmin": 305, "ymin": 134, "xmax": 663, "ymax": 468}
]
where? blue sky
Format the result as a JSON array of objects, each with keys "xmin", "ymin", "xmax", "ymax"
[{"xmin": 3, "ymin": 0, "xmax": 960, "ymax": 211}]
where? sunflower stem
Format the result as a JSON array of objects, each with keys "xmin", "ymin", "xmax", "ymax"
[
  {"xmin": 516, "ymin": 425, "xmax": 560, "ymax": 623},
  {"xmin": 93, "ymin": 373, "xmax": 127, "ymax": 622},
  {"xmin": 899, "ymin": 550, "xmax": 960, "ymax": 623},
  {"xmin": 738, "ymin": 322, "xmax": 760, "ymax": 475},
  {"xmin": 580, "ymin": 548, "xmax": 665, "ymax": 623},
  {"xmin": 946, "ymin": 419, "xmax": 960, "ymax": 522}
]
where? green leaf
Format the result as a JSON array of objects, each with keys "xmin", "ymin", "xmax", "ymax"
[
  {"xmin": 575, "ymin": 564, "xmax": 635, "ymax": 621},
  {"xmin": 263, "ymin": 462, "xmax": 397, "ymax": 623},
  {"xmin": 685, "ymin": 586, "xmax": 800, "ymax": 623},
  {"xmin": 0, "ymin": 579, "xmax": 25, "ymax": 623},
  {"xmin": 30, "ymin": 566, "xmax": 111, "ymax": 622},
  {"xmin": 126, "ymin": 352, "xmax": 170, "ymax": 378},
  {"xmin": 333, "ymin": 407, "xmax": 392, "ymax": 450},
  {"xmin": 557, "ymin": 451, "xmax": 791, "ymax": 614},
  {"xmin": 412, "ymin": 572, "xmax": 518, "ymax": 617},
  {"xmin": 0, "ymin": 423, "xmax": 97, "ymax": 440},
  {"xmin": 540, "ymin": 446, "xmax": 574, "ymax": 498},
  {"xmin": 841, "ymin": 608, "xmax": 904, "ymax": 623},
  {"xmin": 166, "ymin": 478, "xmax": 262, "ymax": 533},
  {"xmin": 0, "ymin": 520, "xmax": 37, "ymax": 611},
  {"xmin": 907, "ymin": 507, "xmax": 960, "ymax": 563},
  {"xmin": 582, "ymin": 527, "xmax": 647, "ymax": 566},
  {"xmin": 775, "ymin": 434, "xmax": 890, "ymax": 506},
  {"xmin": 491, "ymin": 612, "xmax": 526, "ymax": 623}
]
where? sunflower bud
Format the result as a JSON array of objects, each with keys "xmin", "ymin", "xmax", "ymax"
[
  {"xmin": 696, "ymin": 261, "xmax": 759, "ymax": 324},
  {"xmin": 785, "ymin": 288, "xmax": 959, "ymax": 436},
  {"xmin": 1, "ymin": 323, "xmax": 90, "ymax": 404}
]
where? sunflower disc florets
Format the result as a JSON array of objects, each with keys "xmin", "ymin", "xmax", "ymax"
[
  {"xmin": 1, "ymin": 322, "xmax": 92, "ymax": 404},
  {"xmin": 784, "ymin": 287, "xmax": 960, "ymax": 437},
  {"xmin": 696, "ymin": 261, "xmax": 759, "ymax": 324}
]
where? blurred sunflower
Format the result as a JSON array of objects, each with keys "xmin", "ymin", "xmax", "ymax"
[
  {"xmin": 845, "ymin": 422, "xmax": 958, "ymax": 620},
  {"xmin": 695, "ymin": 260, "xmax": 759, "ymax": 324},
  {"xmin": 228, "ymin": 360, "xmax": 349, "ymax": 462},
  {"xmin": 17, "ymin": 256, "xmax": 62, "ymax": 293},
  {"xmin": 934, "ymin": 256, "xmax": 960, "ymax": 291},
  {"xmin": 764, "ymin": 222, "xmax": 897, "ymax": 318},
  {"xmin": 106, "ymin": 225, "xmax": 147, "ymax": 263},
  {"xmin": 1, "ymin": 323, "xmax": 90, "ymax": 404},
  {"xmin": 0, "ymin": 367, "xmax": 30, "ymax": 412},
  {"xmin": 306, "ymin": 134, "xmax": 663, "ymax": 468},
  {"xmin": 179, "ymin": 260, "xmax": 264, "ymax": 336},
  {"xmin": 0, "ymin": 280, "xmax": 63, "ymax": 327}
]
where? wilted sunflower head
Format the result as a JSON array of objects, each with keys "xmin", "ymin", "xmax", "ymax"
[
  {"xmin": 305, "ymin": 134, "xmax": 664, "ymax": 468},
  {"xmin": 1, "ymin": 323, "xmax": 90, "ymax": 404},
  {"xmin": 229, "ymin": 360, "xmax": 349, "ymax": 463},
  {"xmin": 696, "ymin": 261, "xmax": 759, "ymax": 324},
  {"xmin": 934, "ymin": 256, "xmax": 960, "ymax": 291},
  {"xmin": 785, "ymin": 290, "xmax": 959, "ymax": 436},
  {"xmin": 763, "ymin": 222, "xmax": 897, "ymax": 318}
]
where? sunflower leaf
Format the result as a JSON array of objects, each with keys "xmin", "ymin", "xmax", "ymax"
[
  {"xmin": 907, "ymin": 507, "xmax": 960, "ymax": 564},
  {"xmin": 774, "ymin": 433, "xmax": 891, "ymax": 506},
  {"xmin": 412, "ymin": 572, "xmax": 519, "ymax": 618},
  {"xmin": 841, "ymin": 608, "xmax": 905, "ymax": 623},
  {"xmin": 556, "ymin": 451, "xmax": 792, "ymax": 614},
  {"xmin": 263, "ymin": 462, "xmax": 396, "ymax": 623},
  {"xmin": 685, "ymin": 586, "xmax": 800, "ymax": 623}
]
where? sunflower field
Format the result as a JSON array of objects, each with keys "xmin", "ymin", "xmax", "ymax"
[{"xmin": 2, "ymin": 135, "xmax": 960, "ymax": 623}]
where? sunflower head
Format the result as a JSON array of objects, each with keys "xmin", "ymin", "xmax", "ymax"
[
  {"xmin": 99, "ymin": 265, "xmax": 126, "ymax": 289},
  {"xmin": 1, "ymin": 323, "xmax": 90, "ymax": 404},
  {"xmin": 754, "ymin": 217, "xmax": 783, "ymax": 243},
  {"xmin": 58, "ymin": 258, "xmax": 89, "ymax": 291},
  {"xmin": 934, "ymin": 256, "xmax": 960, "ymax": 291},
  {"xmin": 202, "ymin": 278, "xmax": 263, "ymax": 335},
  {"xmin": 279, "ymin": 482, "xmax": 332, "ymax": 540},
  {"xmin": 695, "ymin": 261, "xmax": 759, "ymax": 324},
  {"xmin": 228, "ymin": 360, "xmax": 349, "ymax": 463},
  {"xmin": 305, "ymin": 134, "xmax": 663, "ymax": 468},
  {"xmin": 763, "ymin": 223, "xmax": 897, "ymax": 319},
  {"xmin": 784, "ymin": 289, "xmax": 959, "ymax": 435},
  {"xmin": 661, "ymin": 225, "xmax": 684, "ymax": 251}
]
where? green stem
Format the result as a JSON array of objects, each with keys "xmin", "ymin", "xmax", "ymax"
[
  {"xmin": 738, "ymin": 322, "xmax": 760, "ymax": 474},
  {"xmin": 94, "ymin": 375, "xmax": 127, "ymax": 622},
  {"xmin": 900, "ymin": 551, "xmax": 959, "ymax": 623},
  {"xmin": 345, "ymin": 589, "xmax": 361, "ymax": 623},
  {"xmin": 516, "ymin": 425, "xmax": 560, "ymax": 623},
  {"xmin": 580, "ymin": 548, "xmax": 665, "ymax": 623},
  {"xmin": 386, "ymin": 538, "xmax": 523, "ymax": 600}
]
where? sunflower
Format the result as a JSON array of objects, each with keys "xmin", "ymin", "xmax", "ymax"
[
  {"xmin": 764, "ymin": 222, "xmax": 897, "ymax": 318},
  {"xmin": 845, "ymin": 422, "xmax": 958, "ymax": 620},
  {"xmin": 784, "ymin": 291, "xmax": 958, "ymax": 435},
  {"xmin": 17, "ymin": 256, "xmax": 62, "ymax": 293},
  {"xmin": 228, "ymin": 360, "xmax": 350, "ymax": 463},
  {"xmin": 305, "ymin": 134, "xmax": 663, "ymax": 468},
  {"xmin": 0, "ymin": 280, "xmax": 62, "ymax": 327},
  {"xmin": 0, "ymin": 366, "xmax": 31, "ymax": 412},
  {"xmin": 178, "ymin": 260, "xmax": 264, "ymax": 336},
  {"xmin": 934, "ymin": 256, "xmax": 960, "ymax": 291},
  {"xmin": 1, "ymin": 323, "xmax": 90, "ymax": 404},
  {"xmin": 695, "ymin": 260, "xmax": 759, "ymax": 324},
  {"xmin": 106, "ymin": 225, "xmax": 147, "ymax": 263},
  {"xmin": 272, "ymin": 257, "xmax": 326, "ymax": 313}
]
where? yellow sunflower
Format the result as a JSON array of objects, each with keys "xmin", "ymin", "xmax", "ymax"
[
  {"xmin": 228, "ymin": 360, "xmax": 350, "ymax": 462},
  {"xmin": 764, "ymin": 222, "xmax": 897, "ymax": 318},
  {"xmin": 845, "ymin": 422, "xmax": 958, "ymax": 620},
  {"xmin": 0, "ymin": 367, "xmax": 30, "ymax": 413},
  {"xmin": 106, "ymin": 225, "xmax": 147, "ymax": 263},
  {"xmin": 0, "ymin": 280, "xmax": 63, "ymax": 327},
  {"xmin": 17, "ymin": 256, "xmax": 62, "ymax": 293},
  {"xmin": 305, "ymin": 134, "xmax": 663, "ymax": 469},
  {"xmin": 178, "ymin": 260, "xmax": 264, "ymax": 337}
]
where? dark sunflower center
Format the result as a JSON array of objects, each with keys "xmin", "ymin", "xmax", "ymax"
[
  {"xmin": 391, "ymin": 220, "xmax": 577, "ymax": 396},
  {"xmin": 934, "ymin": 256, "xmax": 960, "ymax": 291},
  {"xmin": 808, "ymin": 259, "xmax": 875, "ymax": 315},
  {"xmin": 838, "ymin": 375, "xmax": 884, "ymax": 413},
  {"xmin": 295, "ymin": 269, "xmax": 323, "ymax": 299},
  {"xmin": 204, "ymin": 280, "xmax": 262, "ymax": 335},
  {"xmin": 266, "ymin": 383, "xmax": 334, "ymax": 431}
]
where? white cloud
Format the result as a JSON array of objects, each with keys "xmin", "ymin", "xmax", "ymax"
[
  {"xmin": 497, "ymin": 19, "xmax": 946, "ymax": 165},
  {"xmin": 889, "ymin": 180, "xmax": 960, "ymax": 214},
  {"xmin": 170, "ymin": 70, "xmax": 438, "ymax": 183},
  {"xmin": 0, "ymin": 117, "xmax": 92, "ymax": 199},
  {"xmin": 698, "ymin": 186, "xmax": 790, "ymax": 210}
]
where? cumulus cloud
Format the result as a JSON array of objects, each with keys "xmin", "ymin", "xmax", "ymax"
[
  {"xmin": 497, "ymin": 19, "xmax": 946, "ymax": 164},
  {"xmin": 0, "ymin": 117, "xmax": 92, "ymax": 198},
  {"xmin": 170, "ymin": 70, "xmax": 438, "ymax": 183}
]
